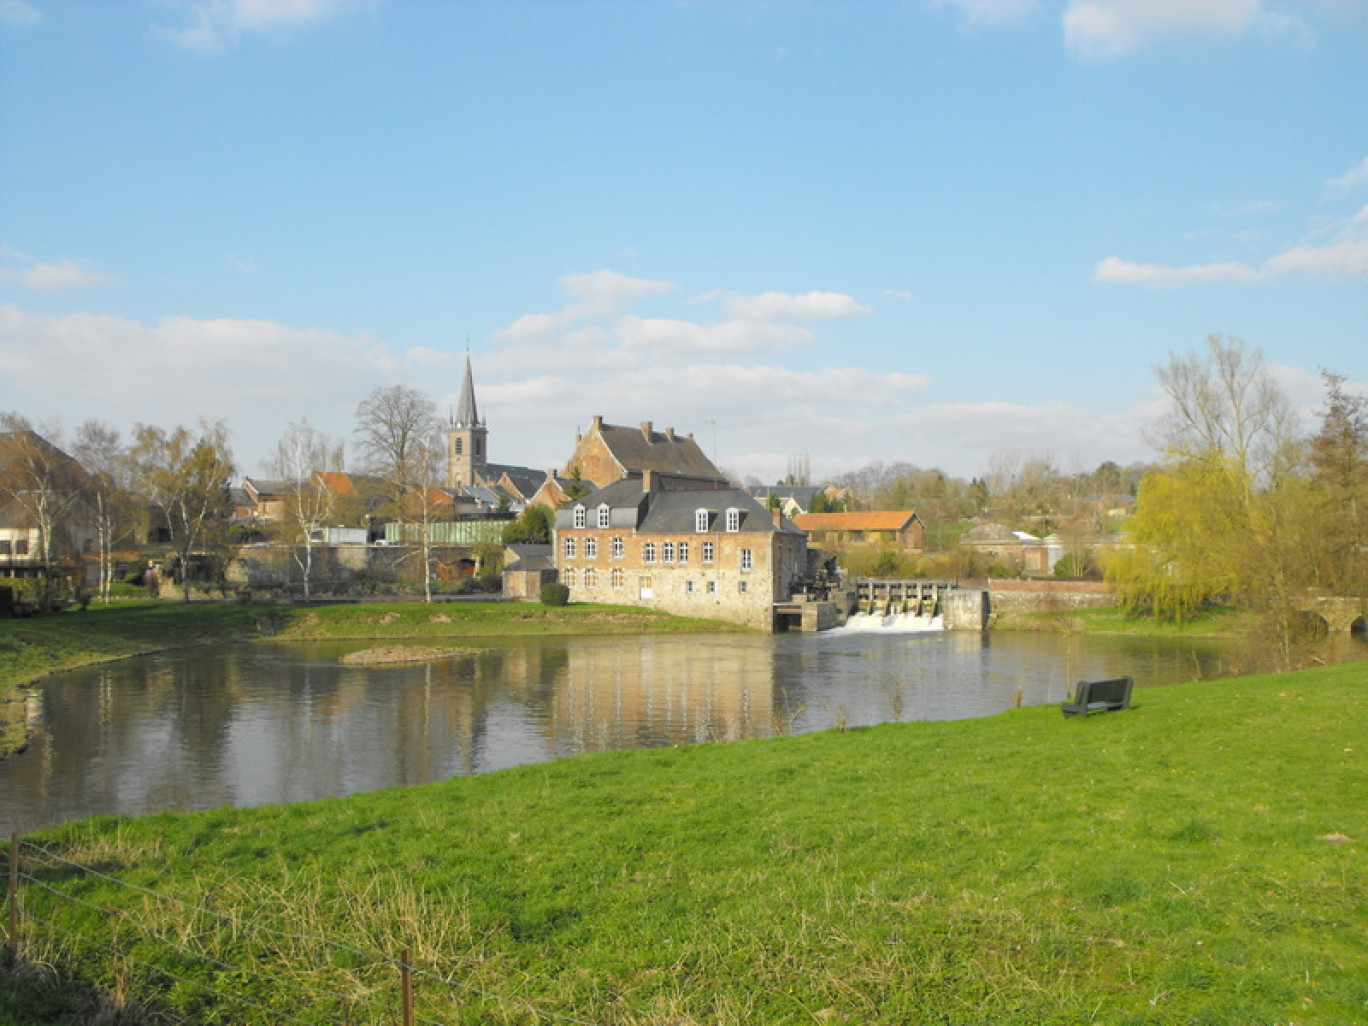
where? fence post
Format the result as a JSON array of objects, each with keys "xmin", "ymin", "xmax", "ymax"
[
  {"xmin": 7, "ymin": 833, "xmax": 17, "ymax": 964},
  {"xmin": 400, "ymin": 947, "xmax": 414, "ymax": 1026}
]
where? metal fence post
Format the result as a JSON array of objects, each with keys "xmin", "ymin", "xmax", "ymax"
[
  {"xmin": 7, "ymin": 833, "xmax": 18, "ymax": 964},
  {"xmin": 400, "ymin": 947, "xmax": 413, "ymax": 1026}
]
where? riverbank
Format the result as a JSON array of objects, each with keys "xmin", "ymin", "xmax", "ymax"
[
  {"xmin": 0, "ymin": 600, "xmax": 742, "ymax": 755},
  {"xmin": 5, "ymin": 661, "xmax": 1364, "ymax": 1024}
]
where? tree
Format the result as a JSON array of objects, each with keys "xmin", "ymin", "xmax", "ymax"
[
  {"xmin": 397, "ymin": 433, "xmax": 446, "ymax": 604},
  {"xmin": 130, "ymin": 421, "xmax": 235, "ymax": 602},
  {"xmin": 1307, "ymin": 371, "xmax": 1367, "ymax": 599},
  {"xmin": 0, "ymin": 415, "xmax": 90, "ymax": 608},
  {"xmin": 272, "ymin": 419, "xmax": 346, "ymax": 600},
  {"xmin": 503, "ymin": 502, "xmax": 553, "ymax": 545},
  {"xmin": 70, "ymin": 420, "xmax": 139, "ymax": 604},
  {"xmin": 1107, "ymin": 336, "xmax": 1313, "ymax": 660},
  {"xmin": 354, "ymin": 385, "xmax": 438, "ymax": 513}
]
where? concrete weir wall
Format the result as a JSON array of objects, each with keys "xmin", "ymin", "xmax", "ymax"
[
  {"xmin": 942, "ymin": 588, "xmax": 990, "ymax": 631},
  {"xmin": 985, "ymin": 580, "xmax": 1113, "ymax": 620}
]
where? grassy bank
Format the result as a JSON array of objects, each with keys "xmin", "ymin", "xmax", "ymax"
[
  {"xmin": 996, "ymin": 604, "xmax": 1254, "ymax": 638},
  {"xmin": 0, "ymin": 600, "xmax": 740, "ymax": 754},
  {"xmin": 6, "ymin": 662, "xmax": 1366, "ymax": 1024}
]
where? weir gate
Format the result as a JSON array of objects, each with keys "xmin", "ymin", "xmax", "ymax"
[{"xmin": 773, "ymin": 578, "xmax": 990, "ymax": 633}]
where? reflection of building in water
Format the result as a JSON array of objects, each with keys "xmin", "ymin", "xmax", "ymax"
[{"xmin": 551, "ymin": 638, "xmax": 776, "ymax": 750}]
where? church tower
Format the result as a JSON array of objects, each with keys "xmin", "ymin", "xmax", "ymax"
[{"xmin": 446, "ymin": 352, "xmax": 488, "ymax": 488}]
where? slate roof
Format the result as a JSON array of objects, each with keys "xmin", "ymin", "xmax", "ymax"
[
  {"xmin": 558, "ymin": 479, "xmax": 803, "ymax": 536},
  {"xmin": 453, "ymin": 352, "xmax": 482, "ymax": 428},
  {"xmin": 591, "ymin": 420, "xmax": 725, "ymax": 482}
]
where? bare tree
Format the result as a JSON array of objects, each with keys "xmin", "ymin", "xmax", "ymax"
[
  {"xmin": 0, "ymin": 414, "xmax": 90, "ymax": 607},
  {"xmin": 130, "ymin": 421, "xmax": 235, "ymax": 602},
  {"xmin": 354, "ymin": 385, "xmax": 438, "ymax": 512},
  {"xmin": 272, "ymin": 419, "xmax": 346, "ymax": 600},
  {"xmin": 399, "ymin": 433, "xmax": 446, "ymax": 604},
  {"xmin": 71, "ymin": 420, "xmax": 138, "ymax": 603},
  {"xmin": 1150, "ymin": 334, "xmax": 1298, "ymax": 509}
]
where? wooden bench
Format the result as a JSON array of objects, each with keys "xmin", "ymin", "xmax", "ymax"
[{"xmin": 1061, "ymin": 676, "xmax": 1133, "ymax": 717}]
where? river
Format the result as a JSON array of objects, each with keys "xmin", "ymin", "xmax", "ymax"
[{"xmin": 0, "ymin": 626, "xmax": 1354, "ymax": 835}]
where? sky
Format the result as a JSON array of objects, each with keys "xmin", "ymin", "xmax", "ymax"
[{"xmin": 2, "ymin": 0, "xmax": 1366, "ymax": 486}]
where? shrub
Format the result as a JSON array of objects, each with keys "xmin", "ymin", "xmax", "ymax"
[{"xmin": 540, "ymin": 583, "xmax": 570, "ymax": 606}]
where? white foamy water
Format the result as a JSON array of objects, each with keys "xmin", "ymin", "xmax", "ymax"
[{"xmin": 835, "ymin": 612, "xmax": 945, "ymax": 633}]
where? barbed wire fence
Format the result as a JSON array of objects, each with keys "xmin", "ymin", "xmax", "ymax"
[{"xmin": 6, "ymin": 833, "xmax": 600, "ymax": 1026}]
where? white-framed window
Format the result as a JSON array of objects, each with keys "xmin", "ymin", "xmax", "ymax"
[
  {"xmin": 597, "ymin": 504, "xmax": 611, "ymax": 529},
  {"xmin": 564, "ymin": 568, "xmax": 577, "ymax": 587},
  {"xmin": 706, "ymin": 580, "xmax": 717, "ymax": 595},
  {"xmin": 677, "ymin": 541, "xmax": 689, "ymax": 564},
  {"xmin": 643, "ymin": 542, "xmax": 657, "ymax": 564},
  {"xmin": 662, "ymin": 542, "xmax": 675, "ymax": 564},
  {"xmin": 573, "ymin": 505, "xmax": 586, "ymax": 529},
  {"xmin": 685, "ymin": 580, "xmax": 695, "ymax": 595},
  {"xmin": 611, "ymin": 567, "xmax": 624, "ymax": 588},
  {"xmin": 702, "ymin": 542, "xmax": 715, "ymax": 564},
  {"xmin": 740, "ymin": 548, "xmax": 753, "ymax": 571},
  {"xmin": 584, "ymin": 568, "xmax": 597, "ymax": 588},
  {"xmin": 738, "ymin": 580, "xmax": 748, "ymax": 594},
  {"xmin": 563, "ymin": 537, "xmax": 576, "ymax": 560},
  {"xmin": 611, "ymin": 536, "xmax": 624, "ymax": 559},
  {"xmin": 695, "ymin": 509, "xmax": 710, "ymax": 533},
  {"xmin": 584, "ymin": 537, "xmax": 598, "ymax": 559},
  {"xmin": 725, "ymin": 508, "xmax": 741, "ymax": 533}
]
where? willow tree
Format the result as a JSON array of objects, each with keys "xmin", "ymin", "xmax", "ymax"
[{"xmin": 1109, "ymin": 335, "xmax": 1306, "ymax": 630}]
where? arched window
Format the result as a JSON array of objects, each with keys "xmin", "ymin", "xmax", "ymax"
[
  {"xmin": 573, "ymin": 505, "xmax": 586, "ymax": 529},
  {"xmin": 453, "ymin": 438, "xmax": 463, "ymax": 456},
  {"xmin": 725, "ymin": 508, "xmax": 741, "ymax": 532},
  {"xmin": 695, "ymin": 509, "xmax": 710, "ymax": 533},
  {"xmin": 597, "ymin": 504, "xmax": 611, "ymax": 528}
]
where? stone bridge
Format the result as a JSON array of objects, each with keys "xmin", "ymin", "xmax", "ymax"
[{"xmin": 1299, "ymin": 596, "xmax": 1366, "ymax": 635}]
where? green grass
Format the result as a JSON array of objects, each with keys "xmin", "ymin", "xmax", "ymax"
[
  {"xmin": 5, "ymin": 662, "xmax": 1366, "ymax": 1024},
  {"xmin": 998, "ymin": 604, "xmax": 1255, "ymax": 638},
  {"xmin": 0, "ymin": 600, "xmax": 740, "ymax": 755}
]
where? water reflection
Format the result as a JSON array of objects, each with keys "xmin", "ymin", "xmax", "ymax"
[{"xmin": 1, "ymin": 629, "xmax": 1359, "ymax": 834}]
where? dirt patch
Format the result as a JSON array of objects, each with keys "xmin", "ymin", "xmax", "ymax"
[{"xmin": 341, "ymin": 646, "xmax": 476, "ymax": 666}]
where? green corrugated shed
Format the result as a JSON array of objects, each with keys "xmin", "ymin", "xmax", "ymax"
[{"xmin": 384, "ymin": 520, "xmax": 508, "ymax": 545}]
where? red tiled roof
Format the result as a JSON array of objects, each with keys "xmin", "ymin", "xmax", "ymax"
[{"xmin": 791, "ymin": 511, "xmax": 918, "ymax": 532}]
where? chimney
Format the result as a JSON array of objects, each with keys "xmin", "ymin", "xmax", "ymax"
[
  {"xmin": 642, "ymin": 468, "xmax": 655, "ymax": 492},
  {"xmin": 665, "ymin": 427, "xmax": 676, "ymax": 441},
  {"xmin": 640, "ymin": 420, "xmax": 653, "ymax": 441},
  {"xmin": 772, "ymin": 508, "xmax": 784, "ymax": 527}
]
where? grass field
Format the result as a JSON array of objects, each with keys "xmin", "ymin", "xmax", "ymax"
[
  {"xmin": 4, "ymin": 660, "xmax": 1365, "ymax": 1024},
  {"xmin": 0, "ymin": 600, "xmax": 740, "ymax": 755}
]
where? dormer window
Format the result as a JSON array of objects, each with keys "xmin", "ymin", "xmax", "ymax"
[
  {"xmin": 597, "ymin": 504, "xmax": 611, "ymax": 529},
  {"xmin": 725, "ymin": 508, "xmax": 741, "ymax": 533},
  {"xmin": 695, "ymin": 509, "xmax": 710, "ymax": 533},
  {"xmin": 573, "ymin": 505, "xmax": 586, "ymax": 529}
]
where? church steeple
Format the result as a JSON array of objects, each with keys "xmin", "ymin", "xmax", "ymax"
[
  {"xmin": 453, "ymin": 350, "xmax": 483, "ymax": 429},
  {"xmin": 446, "ymin": 350, "xmax": 488, "ymax": 488}
]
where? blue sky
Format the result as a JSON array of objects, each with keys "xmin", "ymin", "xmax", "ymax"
[{"xmin": 2, "ymin": 0, "xmax": 1366, "ymax": 484}]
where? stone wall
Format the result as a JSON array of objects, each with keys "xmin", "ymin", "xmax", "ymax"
[
  {"xmin": 985, "ymin": 579, "xmax": 1113, "ymax": 620},
  {"xmin": 227, "ymin": 544, "xmax": 464, "ymax": 593}
]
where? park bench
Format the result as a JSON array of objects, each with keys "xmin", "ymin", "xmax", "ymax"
[{"xmin": 1061, "ymin": 676, "xmax": 1133, "ymax": 717}]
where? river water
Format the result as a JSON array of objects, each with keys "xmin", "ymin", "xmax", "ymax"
[{"xmin": 0, "ymin": 626, "xmax": 1349, "ymax": 835}]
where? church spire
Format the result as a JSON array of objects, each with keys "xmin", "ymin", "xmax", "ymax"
[{"xmin": 453, "ymin": 349, "xmax": 482, "ymax": 429}]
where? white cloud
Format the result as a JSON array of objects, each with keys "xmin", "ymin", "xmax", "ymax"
[
  {"xmin": 0, "ymin": 305, "xmax": 404, "ymax": 475},
  {"xmin": 616, "ymin": 315, "xmax": 812, "ymax": 355},
  {"xmin": 723, "ymin": 290, "xmax": 869, "ymax": 322},
  {"xmin": 1093, "ymin": 256, "xmax": 1264, "ymax": 285},
  {"xmin": 1096, "ymin": 205, "xmax": 1368, "ymax": 285},
  {"xmin": 153, "ymin": 0, "xmax": 372, "ymax": 53},
  {"xmin": 0, "ymin": 258, "xmax": 116, "ymax": 290},
  {"xmin": 932, "ymin": 0, "xmax": 1044, "ymax": 28},
  {"xmin": 1327, "ymin": 157, "xmax": 1368, "ymax": 196},
  {"xmin": 1063, "ymin": 0, "xmax": 1311, "ymax": 59},
  {"xmin": 0, "ymin": 0, "xmax": 40, "ymax": 29},
  {"xmin": 495, "ymin": 269, "xmax": 677, "ymax": 344}
]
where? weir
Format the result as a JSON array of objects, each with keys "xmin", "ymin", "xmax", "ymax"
[{"xmin": 773, "ymin": 578, "xmax": 990, "ymax": 632}]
